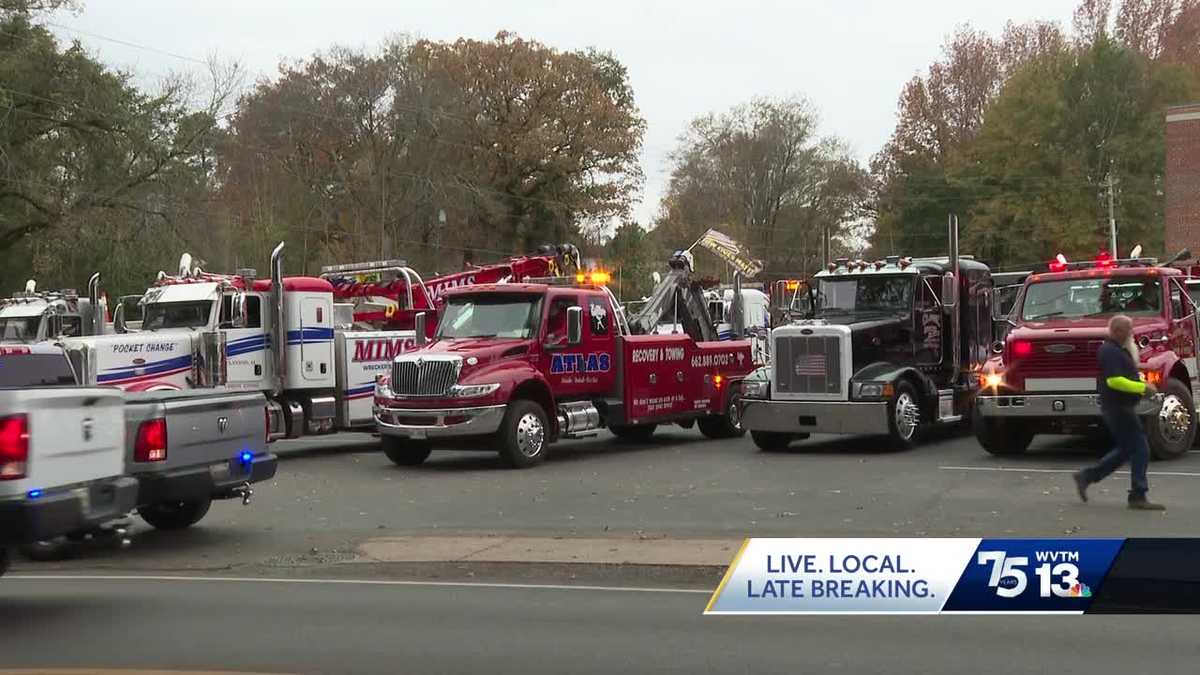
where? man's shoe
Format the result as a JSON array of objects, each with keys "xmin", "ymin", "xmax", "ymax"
[
  {"xmin": 1128, "ymin": 497, "xmax": 1166, "ymax": 511},
  {"xmin": 1072, "ymin": 471, "xmax": 1089, "ymax": 503}
]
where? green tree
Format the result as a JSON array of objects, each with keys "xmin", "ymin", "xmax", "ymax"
[
  {"xmin": 604, "ymin": 222, "xmax": 658, "ymax": 300},
  {"xmin": 657, "ymin": 98, "xmax": 867, "ymax": 278},
  {"xmin": 0, "ymin": 3, "xmax": 236, "ymax": 294},
  {"xmin": 958, "ymin": 36, "xmax": 1194, "ymax": 267}
]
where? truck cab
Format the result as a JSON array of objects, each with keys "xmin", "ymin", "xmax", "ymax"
[
  {"xmin": 0, "ymin": 278, "xmax": 105, "ymax": 344},
  {"xmin": 976, "ymin": 254, "xmax": 1196, "ymax": 459},
  {"xmin": 739, "ymin": 219, "xmax": 993, "ymax": 450},
  {"xmin": 374, "ymin": 276, "xmax": 754, "ymax": 468}
]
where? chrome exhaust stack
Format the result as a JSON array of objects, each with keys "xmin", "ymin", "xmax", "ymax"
[{"xmin": 270, "ymin": 242, "xmax": 286, "ymax": 396}]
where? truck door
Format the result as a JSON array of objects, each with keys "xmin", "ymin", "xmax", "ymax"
[
  {"xmin": 585, "ymin": 294, "xmax": 618, "ymax": 396},
  {"xmin": 298, "ymin": 296, "xmax": 334, "ymax": 384},
  {"xmin": 221, "ymin": 293, "xmax": 267, "ymax": 388},
  {"xmin": 915, "ymin": 275, "xmax": 942, "ymax": 365},
  {"xmin": 541, "ymin": 293, "xmax": 598, "ymax": 400},
  {"xmin": 1169, "ymin": 278, "xmax": 1199, "ymax": 395}
]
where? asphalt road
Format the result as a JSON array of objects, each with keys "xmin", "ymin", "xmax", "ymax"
[
  {"xmin": 3, "ymin": 576, "xmax": 1200, "ymax": 675},
  {"xmin": 14, "ymin": 425, "xmax": 1200, "ymax": 577}
]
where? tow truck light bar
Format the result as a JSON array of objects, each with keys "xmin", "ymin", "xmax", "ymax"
[{"xmin": 1046, "ymin": 250, "xmax": 1159, "ymax": 273}]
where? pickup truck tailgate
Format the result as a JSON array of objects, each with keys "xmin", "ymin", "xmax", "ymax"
[
  {"xmin": 124, "ymin": 389, "xmax": 267, "ymax": 471},
  {"xmin": 0, "ymin": 388, "xmax": 125, "ymax": 498}
]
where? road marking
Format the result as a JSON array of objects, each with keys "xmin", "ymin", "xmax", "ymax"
[
  {"xmin": 940, "ymin": 465, "xmax": 1200, "ymax": 477},
  {"xmin": 6, "ymin": 574, "xmax": 711, "ymax": 595}
]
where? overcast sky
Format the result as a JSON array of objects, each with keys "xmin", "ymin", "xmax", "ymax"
[{"xmin": 50, "ymin": 0, "xmax": 1080, "ymax": 226}]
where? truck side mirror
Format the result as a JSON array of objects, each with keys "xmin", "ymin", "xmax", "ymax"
[
  {"xmin": 941, "ymin": 272, "xmax": 958, "ymax": 311},
  {"xmin": 414, "ymin": 311, "xmax": 428, "ymax": 346},
  {"xmin": 567, "ymin": 306, "xmax": 583, "ymax": 345},
  {"xmin": 993, "ymin": 319, "xmax": 1013, "ymax": 342},
  {"xmin": 233, "ymin": 292, "xmax": 249, "ymax": 329},
  {"xmin": 113, "ymin": 304, "xmax": 127, "ymax": 334}
]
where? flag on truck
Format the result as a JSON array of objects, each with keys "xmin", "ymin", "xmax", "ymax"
[{"xmin": 693, "ymin": 229, "xmax": 764, "ymax": 279}]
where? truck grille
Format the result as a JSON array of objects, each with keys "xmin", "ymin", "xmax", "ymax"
[
  {"xmin": 774, "ymin": 334, "xmax": 843, "ymax": 396},
  {"xmin": 1017, "ymin": 339, "xmax": 1101, "ymax": 375},
  {"xmin": 390, "ymin": 358, "xmax": 460, "ymax": 396}
]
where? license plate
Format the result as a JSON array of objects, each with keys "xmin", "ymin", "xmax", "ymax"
[
  {"xmin": 408, "ymin": 430, "xmax": 428, "ymax": 440},
  {"xmin": 210, "ymin": 462, "xmax": 232, "ymax": 481}
]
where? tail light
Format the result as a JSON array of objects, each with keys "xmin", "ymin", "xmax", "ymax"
[
  {"xmin": 0, "ymin": 414, "xmax": 29, "ymax": 480},
  {"xmin": 134, "ymin": 418, "xmax": 167, "ymax": 462}
]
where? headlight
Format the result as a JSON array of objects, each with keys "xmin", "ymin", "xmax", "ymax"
[
  {"xmin": 853, "ymin": 382, "xmax": 893, "ymax": 400},
  {"xmin": 741, "ymin": 379, "xmax": 769, "ymax": 399},
  {"xmin": 448, "ymin": 383, "xmax": 500, "ymax": 398},
  {"xmin": 981, "ymin": 373, "xmax": 1003, "ymax": 389}
]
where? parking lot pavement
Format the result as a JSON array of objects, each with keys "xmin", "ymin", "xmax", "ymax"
[
  {"xmin": 16, "ymin": 425, "xmax": 1200, "ymax": 578},
  {"xmin": 5, "ymin": 576, "xmax": 1200, "ymax": 675}
]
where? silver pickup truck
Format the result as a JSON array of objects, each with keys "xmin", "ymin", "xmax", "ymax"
[
  {"xmin": 0, "ymin": 344, "xmax": 278, "ymax": 569},
  {"xmin": 125, "ymin": 389, "xmax": 276, "ymax": 530},
  {"xmin": 0, "ymin": 345, "xmax": 140, "ymax": 574}
]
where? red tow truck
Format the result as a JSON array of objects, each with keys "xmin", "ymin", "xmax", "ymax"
[
  {"xmin": 372, "ymin": 267, "xmax": 754, "ymax": 468},
  {"xmin": 975, "ymin": 250, "xmax": 1197, "ymax": 459}
]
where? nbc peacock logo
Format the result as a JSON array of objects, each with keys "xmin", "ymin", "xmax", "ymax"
[{"xmin": 1069, "ymin": 582, "xmax": 1093, "ymax": 598}]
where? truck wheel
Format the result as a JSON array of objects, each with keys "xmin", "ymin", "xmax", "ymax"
[
  {"xmin": 697, "ymin": 394, "xmax": 747, "ymax": 439},
  {"xmin": 886, "ymin": 381, "xmax": 922, "ymax": 450},
  {"xmin": 381, "ymin": 437, "xmax": 432, "ymax": 466},
  {"xmin": 609, "ymin": 424, "xmax": 657, "ymax": 442},
  {"xmin": 139, "ymin": 498, "xmax": 213, "ymax": 530},
  {"xmin": 1147, "ymin": 378, "xmax": 1196, "ymax": 460},
  {"xmin": 751, "ymin": 430, "xmax": 797, "ymax": 452},
  {"xmin": 20, "ymin": 538, "xmax": 68, "ymax": 561},
  {"xmin": 973, "ymin": 416, "xmax": 1034, "ymax": 456},
  {"xmin": 498, "ymin": 400, "xmax": 550, "ymax": 468}
]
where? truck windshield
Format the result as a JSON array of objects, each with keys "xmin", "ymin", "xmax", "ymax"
[
  {"xmin": 1021, "ymin": 277, "xmax": 1161, "ymax": 321},
  {"xmin": 816, "ymin": 275, "xmax": 913, "ymax": 315},
  {"xmin": 438, "ymin": 294, "xmax": 542, "ymax": 339},
  {"xmin": 0, "ymin": 317, "xmax": 41, "ymax": 342},
  {"xmin": 141, "ymin": 301, "xmax": 213, "ymax": 329},
  {"xmin": 0, "ymin": 353, "xmax": 76, "ymax": 387}
]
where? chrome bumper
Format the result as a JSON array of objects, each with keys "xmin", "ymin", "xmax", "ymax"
[
  {"xmin": 738, "ymin": 398, "xmax": 891, "ymax": 435},
  {"xmin": 977, "ymin": 393, "xmax": 1162, "ymax": 418},
  {"xmin": 374, "ymin": 404, "xmax": 506, "ymax": 439}
]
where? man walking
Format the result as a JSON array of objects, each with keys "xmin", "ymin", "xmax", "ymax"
[{"xmin": 1073, "ymin": 315, "xmax": 1165, "ymax": 510}]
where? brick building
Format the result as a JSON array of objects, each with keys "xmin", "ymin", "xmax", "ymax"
[{"xmin": 1166, "ymin": 103, "xmax": 1200, "ymax": 256}]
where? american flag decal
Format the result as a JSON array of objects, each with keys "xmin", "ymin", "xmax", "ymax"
[{"xmin": 793, "ymin": 354, "xmax": 826, "ymax": 376}]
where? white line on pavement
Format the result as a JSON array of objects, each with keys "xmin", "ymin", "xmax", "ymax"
[
  {"xmin": 5, "ymin": 574, "xmax": 711, "ymax": 594},
  {"xmin": 940, "ymin": 465, "xmax": 1200, "ymax": 477}
]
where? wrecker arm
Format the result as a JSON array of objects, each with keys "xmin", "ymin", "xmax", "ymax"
[{"xmin": 626, "ymin": 252, "xmax": 719, "ymax": 342}]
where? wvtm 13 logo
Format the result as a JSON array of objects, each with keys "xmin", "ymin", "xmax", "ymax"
[{"xmin": 977, "ymin": 550, "xmax": 1092, "ymax": 599}]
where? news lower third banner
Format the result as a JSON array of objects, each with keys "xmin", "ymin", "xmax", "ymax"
[{"xmin": 705, "ymin": 538, "xmax": 1200, "ymax": 614}]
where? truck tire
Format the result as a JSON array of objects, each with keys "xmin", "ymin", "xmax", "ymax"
[
  {"xmin": 609, "ymin": 424, "xmax": 657, "ymax": 442},
  {"xmin": 20, "ymin": 538, "xmax": 68, "ymax": 561},
  {"xmin": 1146, "ymin": 378, "xmax": 1196, "ymax": 460},
  {"xmin": 885, "ymin": 381, "xmax": 923, "ymax": 450},
  {"xmin": 697, "ymin": 394, "xmax": 747, "ymax": 439},
  {"xmin": 973, "ymin": 415, "xmax": 1034, "ymax": 456},
  {"xmin": 381, "ymin": 437, "xmax": 433, "ymax": 466},
  {"xmin": 498, "ymin": 399, "xmax": 550, "ymax": 468},
  {"xmin": 139, "ymin": 498, "xmax": 213, "ymax": 530},
  {"xmin": 751, "ymin": 430, "xmax": 801, "ymax": 452}
]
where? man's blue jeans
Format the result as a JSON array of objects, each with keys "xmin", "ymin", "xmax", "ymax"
[{"xmin": 1082, "ymin": 405, "xmax": 1150, "ymax": 498}]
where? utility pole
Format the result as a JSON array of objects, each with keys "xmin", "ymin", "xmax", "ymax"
[{"xmin": 1106, "ymin": 171, "xmax": 1117, "ymax": 256}]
